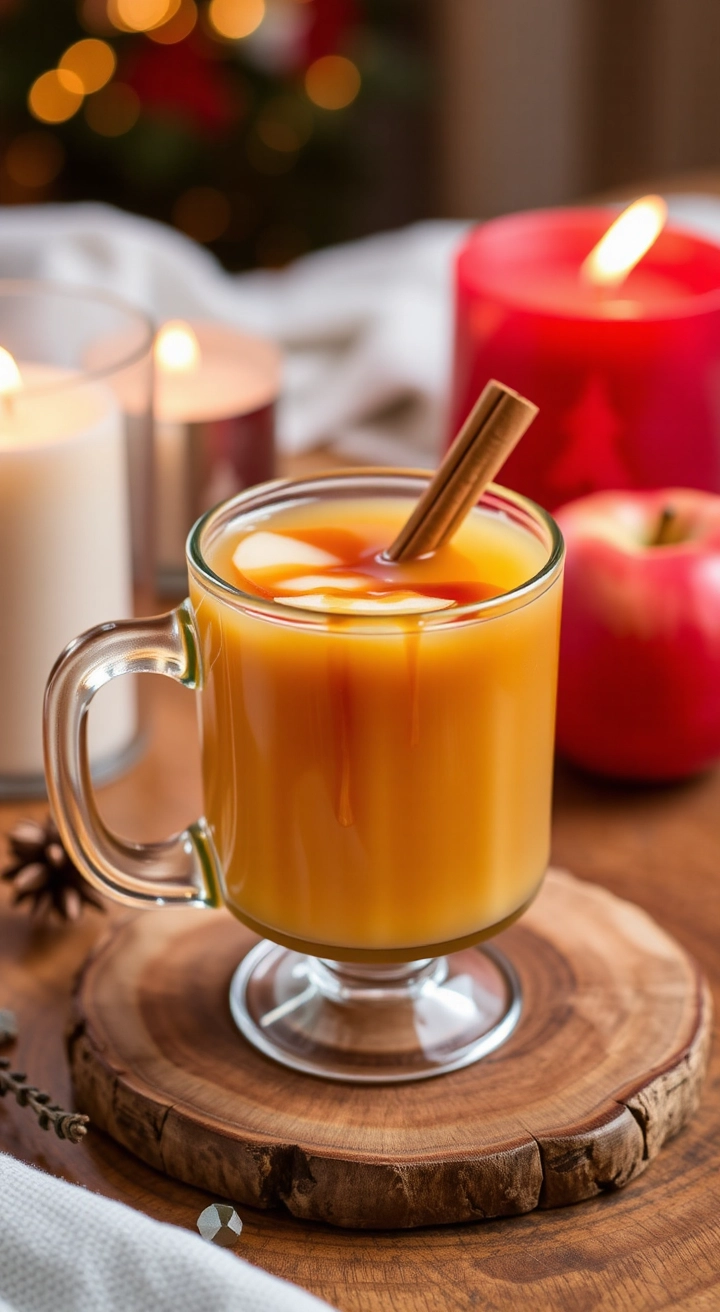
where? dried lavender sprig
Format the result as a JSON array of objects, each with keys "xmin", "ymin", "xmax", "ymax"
[{"xmin": 0, "ymin": 1058, "xmax": 88, "ymax": 1144}]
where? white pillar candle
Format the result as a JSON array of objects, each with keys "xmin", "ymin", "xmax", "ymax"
[
  {"xmin": 0, "ymin": 351, "xmax": 136, "ymax": 782},
  {"xmin": 154, "ymin": 321, "xmax": 281, "ymax": 588}
]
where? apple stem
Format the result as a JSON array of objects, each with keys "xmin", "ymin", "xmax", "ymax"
[{"xmin": 651, "ymin": 506, "xmax": 680, "ymax": 547}]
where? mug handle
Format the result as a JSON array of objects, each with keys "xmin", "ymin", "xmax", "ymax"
[{"xmin": 44, "ymin": 600, "xmax": 222, "ymax": 910}]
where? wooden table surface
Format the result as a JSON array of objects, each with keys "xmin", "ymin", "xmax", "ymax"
[{"xmin": 2, "ymin": 452, "xmax": 720, "ymax": 1310}]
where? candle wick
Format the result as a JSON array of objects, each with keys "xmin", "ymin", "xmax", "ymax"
[{"xmin": 1, "ymin": 392, "xmax": 14, "ymax": 420}]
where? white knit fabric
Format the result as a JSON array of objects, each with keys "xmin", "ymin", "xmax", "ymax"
[
  {"xmin": 0, "ymin": 197, "xmax": 718, "ymax": 466},
  {"xmin": 0, "ymin": 202, "xmax": 466, "ymax": 465},
  {"xmin": 0, "ymin": 1155, "xmax": 334, "ymax": 1312}
]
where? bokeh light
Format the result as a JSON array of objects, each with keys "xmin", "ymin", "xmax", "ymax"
[
  {"xmin": 4, "ymin": 132, "xmax": 65, "ymax": 189},
  {"xmin": 29, "ymin": 69, "xmax": 84, "ymax": 124},
  {"xmin": 77, "ymin": 0, "xmax": 116, "ymax": 35},
  {"xmin": 147, "ymin": 0, "xmax": 197, "ymax": 44},
  {"xmin": 257, "ymin": 95, "xmax": 312, "ymax": 153},
  {"xmin": 60, "ymin": 39, "xmax": 116, "ymax": 94},
  {"xmin": 257, "ymin": 117, "xmax": 298, "ymax": 154},
  {"xmin": 109, "ymin": 0, "xmax": 180, "ymax": 32},
  {"xmin": 208, "ymin": 0, "xmax": 265, "ymax": 41},
  {"xmin": 172, "ymin": 187, "xmax": 231, "ymax": 243},
  {"xmin": 105, "ymin": 0, "xmax": 132, "ymax": 31},
  {"xmin": 84, "ymin": 82, "xmax": 140, "ymax": 136},
  {"xmin": 304, "ymin": 55, "xmax": 360, "ymax": 110}
]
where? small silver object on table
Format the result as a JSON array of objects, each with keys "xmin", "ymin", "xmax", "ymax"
[{"xmin": 196, "ymin": 1202, "xmax": 243, "ymax": 1247}]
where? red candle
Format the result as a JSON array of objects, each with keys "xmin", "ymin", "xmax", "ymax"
[{"xmin": 449, "ymin": 206, "xmax": 720, "ymax": 511}]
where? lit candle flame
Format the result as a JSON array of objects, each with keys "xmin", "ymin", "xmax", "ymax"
[
  {"xmin": 0, "ymin": 347, "xmax": 22, "ymax": 415},
  {"xmin": 581, "ymin": 195, "xmax": 668, "ymax": 289},
  {"xmin": 0, "ymin": 347, "xmax": 22, "ymax": 393},
  {"xmin": 155, "ymin": 320, "xmax": 201, "ymax": 373}
]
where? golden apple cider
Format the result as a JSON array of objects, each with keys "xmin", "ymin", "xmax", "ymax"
[{"xmin": 189, "ymin": 494, "xmax": 562, "ymax": 958}]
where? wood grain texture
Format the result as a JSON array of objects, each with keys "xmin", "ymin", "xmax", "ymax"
[
  {"xmin": 3, "ymin": 547, "xmax": 720, "ymax": 1302},
  {"xmin": 66, "ymin": 870, "xmax": 710, "ymax": 1229}
]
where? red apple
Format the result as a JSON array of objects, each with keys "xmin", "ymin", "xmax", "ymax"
[{"xmin": 555, "ymin": 488, "xmax": 720, "ymax": 781}]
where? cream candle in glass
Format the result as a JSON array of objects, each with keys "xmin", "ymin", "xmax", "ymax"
[
  {"xmin": 0, "ymin": 281, "xmax": 154, "ymax": 799},
  {"xmin": 0, "ymin": 350, "xmax": 135, "ymax": 783},
  {"xmin": 154, "ymin": 320, "xmax": 281, "ymax": 593}
]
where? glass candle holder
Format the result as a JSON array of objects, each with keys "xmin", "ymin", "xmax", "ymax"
[
  {"xmin": 154, "ymin": 320, "xmax": 280, "ymax": 596},
  {"xmin": 0, "ymin": 281, "xmax": 153, "ymax": 798}
]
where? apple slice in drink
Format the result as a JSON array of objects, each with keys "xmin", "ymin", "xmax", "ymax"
[
  {"xmin": 232, "ymin": 531, "xmax": 341, "ymax": 589},
  {"xmin": 274, "ymin": 574, "xmax": 371, "ymax": 593},
  {"xmin": 275, "ymin": 591, "xmax": 455, "ymax": 614}
]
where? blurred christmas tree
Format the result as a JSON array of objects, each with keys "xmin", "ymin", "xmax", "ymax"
[{"xmin": 0, "ymin": 0, "xmax": 430, "ymax": 268}]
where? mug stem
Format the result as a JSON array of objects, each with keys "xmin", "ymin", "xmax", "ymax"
[
  {"xmin": 309, "ymin": 956, "xmax": 445, "ymax": 1001},
  {"xmin": 229, "ymin": 939, "xmax": 522, "ymax": 1084}
]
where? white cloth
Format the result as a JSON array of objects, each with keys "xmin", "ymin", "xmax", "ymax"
[
  {"xmin": 0, "ymin": 197, "xmax": 719, "ymax": 466},
  {"xmin": 0, "ymin": 202, "xmax": 466, "ymax": 465},
  {"xmin": 0, "ymin": 1154, "xmax": 334, "ymax": 1312}
]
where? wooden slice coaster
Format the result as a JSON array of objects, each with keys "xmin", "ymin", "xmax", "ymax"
[{"xmin": 69, "ymin": 869, "xmax": 711, "ymax": 1230}]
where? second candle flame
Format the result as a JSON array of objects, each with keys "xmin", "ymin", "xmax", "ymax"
[
  {"xmin": 155, "ymin": 320, "xmax": 201, "ymax": 374},
  {"xmin": 581, "ymin": 195, "xmax": 668, "ymax": 289},
  {"xmin": 0, "ymin": 346, "xmax": 22, "ymax": 394},
  {"xmin": 0, "ymin": 347, "xmax": 22, "ymax": 416}
]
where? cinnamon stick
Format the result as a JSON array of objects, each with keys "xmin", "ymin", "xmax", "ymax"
[{"xmin": 383, "ymin": 380, "xmax": 538, "ymax": 563}]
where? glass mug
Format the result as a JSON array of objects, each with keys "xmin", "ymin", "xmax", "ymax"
[{"xmin": 45, "ymin": 470, "xmax": 564, "ymax": 1083}]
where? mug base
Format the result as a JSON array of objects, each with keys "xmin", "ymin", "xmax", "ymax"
[
  {"xmin": 223, "ymin": 884, "xmax": 542, "ymax": 962},
  {"xmin": 228, "ymin": 940, "xmax": 522, "ymax": 1084}
]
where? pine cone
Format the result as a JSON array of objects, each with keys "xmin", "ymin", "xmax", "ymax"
[{"xmin": 2, "ymin": 818, "xmax": 104, "ymax": 921}]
